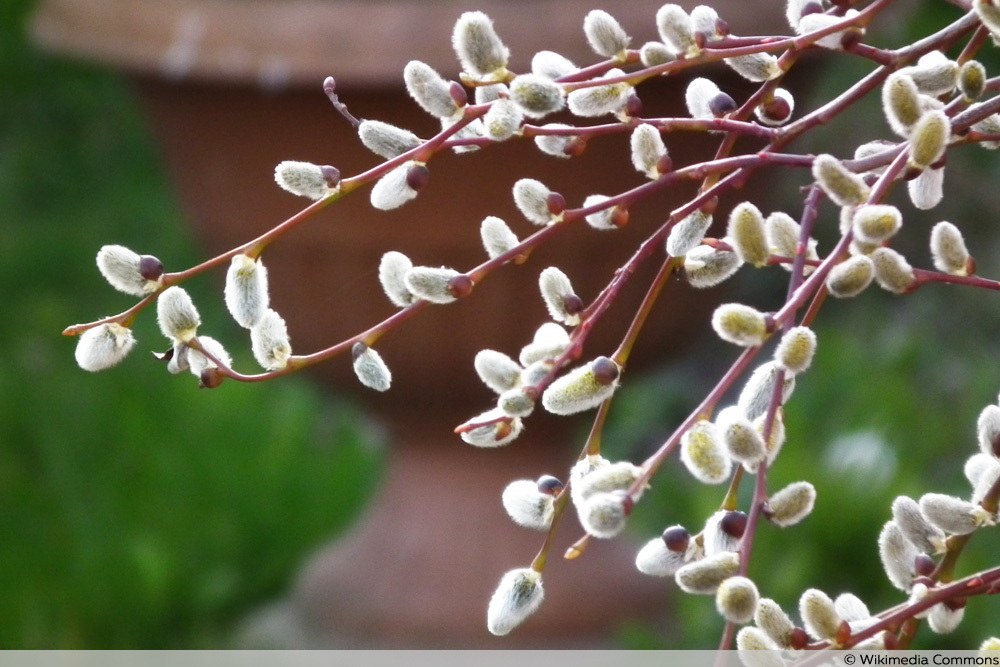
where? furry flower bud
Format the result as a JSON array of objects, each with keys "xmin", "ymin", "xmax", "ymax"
[
  {"xmin": 188, "ymin": 335, "xmax": 231, "ymax": 387},
  {"xmin": 533, "ymin": 123, "xmax": 579, "ymax": 158},
  {"xmin": 640, "ymin": 41, "xmax": 675, "ymax": 66},
  {"xmin": 727, "ymin": 202, "xmax": 769, "ymax": 267},
  {"xmin": 675, "ymin": 551, "xmax": 739, "ymax": 594},
  {"xmin": 882, "ymin": 73, "xmax": 923, "ymax": 137},
  {"xmin": 703, "ymin": 509, "xmax": 747, "ymax": 556},
  {"xmin": 351, "ymin": 342, "xmax": 392, "ymax": 392},
  {"xmin": 666, "ymin": 210, "xmax": 713, "ymax": 258},
  {"xmin": 767, "ymin": 481, "xmax": 816, "ymax": 527},
  {"xmin": 156, "ymin": 286, "xmax": 200, "ymax": 342},
  {"xmin": 872, "ymin": 247, "xmax": 916, "ymax": 294},
  {"xmin": 909, "ymin": 110, "xmax": 950, "ymax": 169},
  {"xmin": 274, "ymin": 160, "xmax": 338, "ymax": 200},
  {"xmin": 826, "ymin": 255, "xmax": 875, "ymax": 299},
  {"xmin": 541, "ymin": 356, "xmax": 620, "ymax": 415},
  {"xmin": 725, "ymin": 53, "xmax": 781, "ymax": 83},
  {"xmin": 96, "ymin": 245, "xmax": 163, "ymax": 296},
  {"xmin": 738, "ymin": 361, "xmax": 795, "ymax": 421},
  {"xmin": 657, "ymin": 4, "xmax": 697, "ymax": 56},
  {"xmin": 878, "ymin": 520, "xmax": 919, "ymax": 592},
  {"xmin": 680, "ymin": 420, "xmax": 732, "ymax": 484},
  {"xmin": 686, "ymin": 78, "xmax": 730, "ymax": 119},
  {"xmin": 635, "ymin": 525, "xmax": 695, "ymax": 577},
  {"xmin": 774, "ymin": 326, "xmax": 817, "ymax": 375},
  {"xmin": 716, "ymin": 576, "xmax": 760, "ymax": 624},
  {"xmin": 979, "ymin": 637, "xmax": 1000, "ymax": 652},
  {"xmin": 736, "ymin": 627, "xmax": 783, "ymax": 664},
  {"xmin": 928, "ymin": 601, "xmax": 966, "ymax": 634},
  {"xmin": 538, "ymin": 266, "xmax": 583, "ymax": 326},
  {"xmin": 480, "ymin": 216, "xmax": 520, "ymax": 260},
  {"xmin": 482, "ymin": 99, "xmax": 523, "ymax": 141},
  {"xmin": 583, "ymin": 10, "xmax": 630, "ymax": 59},
  {"xmin": 920, "ymin": 493, "xmax": 995, "ymax": 535},
  {"xmin": 404, "ymin": 266, "xmax": 469, "ymax": 304},
  {"xmin": 250, "ymin": 308, "xmax": 292, "ymax": 370},
  {"xmin": 566, "ymin": 72, "xmax": 632, "ymax": 118},
  {"xmin": 900, "ymin": 51, "xmax": 958, "ymax": 96},
  {"xmin": 813, "ymin": 154, "xmax": 870, "ymax": 207},
  {"xmin": 959, "ymin": 60, "xmax": 987, "ymax": 101},
  {"xmin": 683, "ymin": 246, "xmax": 743, "ymax": 288},
  {"xmin": 513, "ymin": 178, "xmax": 556, "ymax": 225},
  {"xmin": 717, "ymin": 406, "xmax": 766, "ymax": 470},
  {"xmin": 630, "ymin": 124, "xmax": 667, "ymax": 178},
  {"xmin": 582, "ymin": 194, "xmax": 625, "ymax": 230},
  {"xmin": 509, "ymin": 74, "xmax": 566, "ymax": 119},
  {"xmin": 519, "ymin": 322, "xmax": 570, "ymax": 366},
  {"xmin": 224, "ymin": 254, "xmax": 269, "ymax": 329},
  {"xmin": 486, "ymin": 567, "xmax": 544, "ymax": 636},
  {"xmin": 975, "ymin": 0, "xmax": 1000, "ymax": 38},
  {"xmin": 755, "ymin": 598, "xmax": 796, "ymax": 647},
  {"xmin": 474, "ymin": 349, "xmax": 522, "ymax": 395},
  {"xmin": 977, "ymin": 404, "xmax": 1000, "ymax": 457},
  {"xmin": 766, "ymin": 212, "xmax": 817, "ymax": 273},
  {"xmin": 908, "ymin": 166, "xmax": 945, "ymax": 210},
  {"xmin": 498, "ymin": 387, "xmax": 535, "ymax": 418},
  {"xmin": 358, "ymin": 120, "xmax": 421, "ymax": 159},
  {"xmin": 403, "ymin": 61, "xmax": 459, "ymax": 119},
  {"xmin": 755, "ymin": 88, "xmax": 795, "ymax": 127},
  {"xmin": 452, "ymin": 11, "xmax": 509, "ymax": 78},
  {"xmin": 502, "ymin": 479, "xmax": 555, "ymax": 530},
  {"xmin": 75, "ymin": 322, "xmax": 136, "ymax": 372},
  {"xmin": 579, "ymin": 490, "xmax": 631, "ymax": 538},
  {"xmin": 930, "ymin": 221, "xmax": 971, "ymax": 276},
  {"xmin": 853, "ymin": 205, "xmax": 902, "ymax": 245},
  {"xmin": 378, "ymin": 251, "xmax": 416, "ymax": 308},
  {"xmin": 892, "ymin": 495, "xmax": 947, "ymax": 554},
  {"xmin": 799, "ymin": 589, "xmax": 840, "ymax": 641},
  {"xmin": 712, "ymin": 303, "xmax": 769, "ymax": 347},
  {"xmin": 531, "ymin": 51, "xmax": 578, "ymax": 79},
  {"xmin": 573, "ymin": 460, "xmax": 643, "ymax": 502},
  {"xmin": 458, "ymin": 408, "xmax": 523, "ymax": 447},
  {"xmin": 370, "ymin": 161, "xmax": 424, "ymax": 211},
  {"xmin": 796, "ymin": 11, "xmax": 863, "ymax": 50}
]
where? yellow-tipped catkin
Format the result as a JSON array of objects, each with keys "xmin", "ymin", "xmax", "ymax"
[
  {"xmin": 716, "ymin": 405, "xmax": 766, "ymax": 469},
  {"xmin": 980, "ymin": 637, "xmax": 1000, "ymax": 653},
  {"xmin": 882, "ymin": 73, "xmax": 923, "ymax": 137},
  {"xmin": 959, "ymin": 60, "xmax": 987, "ymax": 100},
  {"xmin": 583, "ymin": 9, "xmax": 631, "ymax": 58},
  {"xmin": 826, "ymin": 255, "xmax": 875, "ymax": 299},
  {"xmin": 499, "ymin": 387, "xmax": 535, "ymax": 417},
  {"xmin": 736, "ymin": 627, "xmax": 783, "ymax": 667},
  {"xmin": 929, "ymin": 221, "xmax": 971, "ymax": 275},
  {"xmin": 767, "ymin": 481, "xmax": 816, "ymax": 527},
  {"xmin": 900, "ymin": 51, "xmax": 959, "ymax": 97},
  {"xmin": 974, "ymin": 0, "xmax": 1000, "ymax": 40},
  {"xmin": 675, "ymin": 552, "xmax": 739, "ymax": 595},
  {"xmin": 799, "ymin": 588, "xmax": 841, "ymax": 641},
  {"xmin": 727, "ymin": 202, "xmax": 769, "ymax": 267},
  {"xmin": 250, "ymin": 308, "xmax": 292, "ymax": 370},
  {"xmin": 813, "ymin": 154, "xmax": 870, "ymax": 207},
  {"xmin": 716, "ymin": 576, "xmax": 760, "ymax": 624},
  {"xmin": 755, "ymin": 598, "xmax": 796, "ymax": 647},
  {"xmin": 509, "ymin": 74, "xmax": 566, "ymax": 119},
  {"xmin": 403, "ymin": 60, "xmax": 459, "ymax": 119},
  {"xmin": 680, "ymin": 420, "xmax": 732, "ymax": 484},
  {"xmin": 486, "ymin": 568, "xmax": 544, "ymax": 636},
  {"xmin": 774, "ymin": 326, "xmax": 817, "ymax": 375},
  {"xmin": 919, "ymin": 493, "xmax": 995, "ymax": 535},
  {"xmin": 712, "ymin": 303, "xmax": 769, "ymax": 347},
  {"xmin": 541, "ymin": 357, "xmax": 621, "ymax": 415},
  {"xmin": 909, "ymin": 109, "xmax": 950, "ymax": 169},
  {"xmin": 157, "ymin": 286, "xmax": 201, "ymax": 343},
  {"xmin": 482, "ymin": 99, "xmax": 523, "ymax": 141},
  {"xmin": 871, "ymin": 247, "xmax": 916, "ymax": 294},
  {"xmin": 452, "ymin": 11, "xmax": 509, "ymax": 78},
  {"xmin": 852, "ymin": 204, "xmax": 903, "ymax": 245}
]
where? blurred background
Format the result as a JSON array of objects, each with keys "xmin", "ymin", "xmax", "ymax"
[{"xmin": 3, "ymin": 0, "xmax": 1000, "ymax": 649}]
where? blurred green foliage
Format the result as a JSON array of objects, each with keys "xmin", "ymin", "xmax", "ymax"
[{"xmin": 0, "ymin": 0, "xmax": 382, "ymax": 648}]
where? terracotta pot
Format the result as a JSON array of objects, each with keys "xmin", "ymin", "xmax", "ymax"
[{"xmin": 33, "ymin": 0, "xmax": 777, "ymax": 647}]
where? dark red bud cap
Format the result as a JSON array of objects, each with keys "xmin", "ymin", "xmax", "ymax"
[
  {"xmin": 566, "ymin": 137, "xmax": 588, "ymax": 157},
  {"xmin": 138, "ymin": 255, "xmax": 164, "ymax": 282},
  {"xmin": 761, "ymin": 96, "xmax": 791, "ymax": 123},
  {"xmin": 199, "ymin": 368, "xmax": 225, "ymax": 389},
  {"xmin": 562, "ymin": 293, "xmax": 584, "ymax": 317},
  {"xmin": 351, "ymin": 341, "xmax": 368, "ymax": 362},
  {"xmin": 321, "ymin": 165, "xmax": 341, "ymax": 188},
  {"xmin": 591, "ymin": 356, "xmax": 620, "ymax": 385},
  {"xmin": 914, "ymin": 553, "xmax": 936, "ymax": 577},
  {"xmin": 546, "ymin": 192, "xmax": 566, "ymax": 217},
  {"xmin": 611, "ymin": 207, "xmax": 630, "ymax": 228},
  {"xmin": 536, "ymin": 475, "xmax": 564, "ymax": 495},
  {"xmin": 656, "ymin": 154, "xmax": 674, "ymax": 174},
  {"xmin": 449, "ymin": 81, "xmax": 468, "ymax": 107},
  {"xmin": 709, "ymin": 92, "xmax": 737, "ymax": 117},
  {"xmin": 624, "ymin": 94, "xmax": 643, "ymax": 118},
  {"xmin": 720, "ymin": 510, "xmax": 748, "ymax": 539},
  {"xmin": 788, "ymin": 627, "xmax": 809, "ymax": 650},
  {"xmin": 447, "ymin": 273, "xmax": 474, "ymax": 299},
  {"xmin": 661, "ymin": 526, "xmax": 690, "ymax": 552},
  {"xmin": 406, "ymin": 164, "xmax": 430, "ymax": 191}
]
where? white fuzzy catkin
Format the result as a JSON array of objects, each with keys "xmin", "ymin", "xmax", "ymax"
[
  {"xmin": 458, "ymin": 408, "xmax": 523, "ymax": 447},
  {"xmin": 900, "ymin": 51, "xmax": 959, "ymax": 96},
  {"xmin": 736, "ymin": 627, "xmax": 783, "ymax": 666},
  {"xmin": 566, "ymin": 71, "xmax": 632, "ymax": 118},
  {"xmin": 75, "ymin": 323, "xmax": 136, "ymax": 372},
  {"xmin": 959, "ymin": 60, "xmax": 986, "ymax": 100},
  {"xmin": 725, "ymin": 53, "xmax": 781, "ymax": 83},
  {"xmin": 928, "ymin": 602, "xmax": 965, "ymax": 634},
  {"xmin": 683, "ymin": 246, "xmax": 743, "ymax": 288},
  {"xmin": 871, "ymin": 247, "xmax": 916, "ymax": 294},
  {"xmin": 274, "ymin": 160, "xmax": 336, "ymax": 200},
  {"xmin": 452, "ymin": 11, "xmax": 509, "ymax": 78},
  {"xmin": 727, "ymin": 202, "xmax": 769, "ymax": 267},
  {"xmin": 680, "ymin": 420, "xmax": 732, "ymax": 484},
  {"xmin": 909, "ymin": 109, "xmax": 950, "ymax": 169},
  {"xmin": 582, "ymin": 194, "xmax": 619, "ymax": 230},
  {"xmin": 755, "ymin": 598, "xmax": 796, "ymax": 647},
  {"xmin": 513, "ymin": 178, "xmax": 555, "ymax": 225},
  {"xmin": 852, "ymin": 205, "xmax": 902, "ymax": 245},
  {"xmin": 250, "ymin": 308, "xmax": 292, "ymax": 370},
  {"xmin": 508, "ymin": 74, "xmax": 566, "ymax": 119},
  {"xmin": 572, "ymin": 460, "xmax": 643, "ymax": 502},
  {"xmin": 767, "ymin": 481, "xmax": 816, "ymax": 527},
  {"xmin": 813, "ymin": 154, "xmax": 870, "ymax": 207},
  {"xmin": 878, "ymin": 520, "xmax": 919, "ymax": 592},
  {"xmin": 533, "ymin": 123, "xmax": 578, "ymax": 158},
  {"xmin": 357, "ymin": 120, "xmax": 421, "ymax": 159},
  {"xmin": 656, "ymin": 4, "xmax": 697, "ymax": 56},
  {"xmin": 635, "ymin": 528, "xmax": 693, "ymax": 577},
  {"xmin": 403, "ymin": 61, "xmax": 458, "ymax": 119},
  {"xmin": 716, "ymin": 576, "xmax": 760, "ymax": 624},
  {"xmin": 882, "ymin": 73, "xmax": 924, "ymax": 136},
  {"xmin": 737, "ymin": 360, "xmax": 795, "ymax": 421},
  {"xmin": 474, "ymin": 349, "xmax": 522, "ymax": 394},
  {"xmin": 579, "ymin": 490, "xmax": 630, "ymax": 538},
  {"xmin": 224, "ymin": 254, "xmax": 269, "ymax": 329},
  {"xmin": 519, "ymin": 322, "xmax": 570, "ymax": 366},
  {"xmin": 892, "ymin": 495, "xmax": 946, "ymax": 554},
  {"xmin": 378, "ymin": 251, "xmax": 416, "ymax": 308},
  {"xmin": 717, "ymin": 405, "xmax": 766, "ymax": 469},
  {"xmin": 351, "ymin": 342, "xmax": 392, "ymax": 392},
  {"xmin": 667, "ymin": 210, "xmax": 713, "ymax": 258},
  {"xmin": 583, "ymin": 10, "xmax": 630, "ymax": 58},
  {"xmin": 908, "ymin": 166, "xmax": 945, "ymax": 210},
  {"xmin": 712, "ymin": 303, "xmax": 768, "ymax": 347},
  {"xmin": 774, "ymin": 326, "xmax": 817, "ymax": 375},
  {"xmin": 675, "ymin": 551, "xmax": 739, "ymax": 594},
  {"xmin": 501, "ymin": 479, "xmax": 555, "ymax": 530},
  {"xmin": 755, "ymin": 88, "xmax": 796, "ymax": 127},
  {"xmin": 96, "ymin": 245, "xmax": 160, "ymax": 296},
  {"xmin": 919, "ymin": 493, "xmax": 995, "ymax": 535},
  {"xmin": 640, "ymin": 41, "xmax": 675, "ymax": 67},
  {"xmin": 404, "ymin": 266, "xmax": 465, "ymax": 304},
  {"xmin": 370, "ymin": 162, "xmax": 420, "ymax": 211},
  {"xmin": 929, "ymin": 221, "xmax": 970, "ymax": 275},
  {"xmin": 541, "ymin": 357, "xmax": 621, "ymax": 415},
  {"xmin": 188, "ymin": 335, "xmax": 231, "ymax": 379},
  {"xmin": 538, "ymin": 267, "xmax": 580, "ymax": 325},
  {"xmin": 480, "ymin": 216, "xmax": 520, "ymax": 259},
  {"xmin": 156, "ymin": 286, "xmax": 201, "ymax": 342},
  {"xmin": 826, "ymin": 255, "xmax": 875, "ymax": 298},
  {"xmin": 630, "ymin": 124, "xmax": 667, "ymax": 178},
  {"xmin": 978, "ymin": 404, "xmax": 1000, "ymax": 458},
  {"xmin": 796, "ymin": 10, "xmax": 863, "ymax": 50},
  {"xmin": 482, "ymin": 99, "xmax": 523, "ymax": 141},
  {"xmin": 702, "ymin": 510, "xmax": 743, "ymax": 556},
  {"xmin": 685, "ymin": 77, "xmax": 722, "ymax": 119},
  {"xmin": 799, "ymin": 588, "xmax": 841, "ymax": 641},
  {"xmin": 531, "ymin": 51, "xmax": 578, "ymax": 80},
  {"xmin": 498, "ymin": 387, "xmax": 535, "ymax": 418},
  {"xmin": 486, "ymin": 568, "xmax": 544, "ymax": 636}
]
